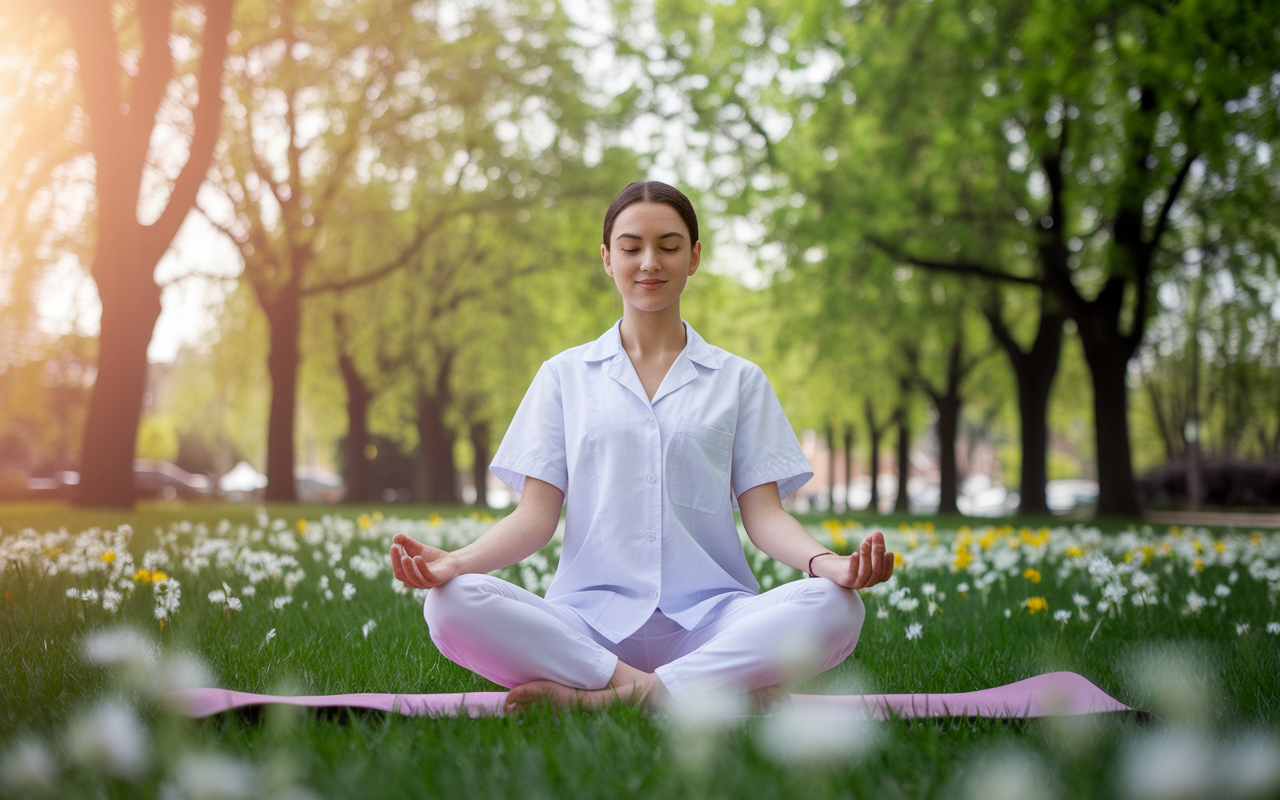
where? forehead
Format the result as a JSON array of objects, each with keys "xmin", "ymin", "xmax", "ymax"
[{"xmin": 612, "ymin": 202, "xmax": 688, "ymax": 238}]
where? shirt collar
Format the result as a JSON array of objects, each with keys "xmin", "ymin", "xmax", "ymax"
[{"xmin": 582, "ymin": 319, "xmax": 723, "ymax": 370}]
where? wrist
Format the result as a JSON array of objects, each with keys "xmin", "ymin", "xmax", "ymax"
[{"xmin": 807, "ymin": 551, "xmax": 837, "ymax": 578}]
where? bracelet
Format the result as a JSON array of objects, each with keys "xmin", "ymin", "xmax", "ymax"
[{"xmin": 808, "ymin": 551, "xmax": 836, "ymax": 578}]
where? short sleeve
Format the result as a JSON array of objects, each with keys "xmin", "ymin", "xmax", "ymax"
[
  {"xmin": 489, "ymin": 362, "xmax": 569, "ymax": 496},
  {"xmin": 731, "ymin": 364, "xmax": 814, "ymax": 501}
]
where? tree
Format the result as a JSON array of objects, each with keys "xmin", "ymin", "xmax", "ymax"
[{"xmin": 2, "ymin": 1, "xmax": 235, "ymax": 507}]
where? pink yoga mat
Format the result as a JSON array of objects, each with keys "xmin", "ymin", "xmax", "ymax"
[{"xmin": 167, "ymin": 671, "xmax": 1132, "ymax": 720}]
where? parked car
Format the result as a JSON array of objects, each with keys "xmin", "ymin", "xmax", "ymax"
[
  {"xmin": 218, "ymin": 461, "xmax": 346, "ymax": 502},
  {"xmin": 132, "ymin": 460, "xmax": 214, "ymax": 500}
]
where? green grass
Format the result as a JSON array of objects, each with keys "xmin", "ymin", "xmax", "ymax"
[{"xmin": 2, "ymin": 502, "xmax": 1278, "ymax": 799}]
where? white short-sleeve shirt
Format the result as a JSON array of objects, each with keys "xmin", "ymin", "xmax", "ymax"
[{"xmin": 490, "ymin": 320, "xmax": 813, "ymax": 643}]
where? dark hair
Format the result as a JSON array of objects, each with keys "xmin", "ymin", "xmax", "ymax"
[{"xmin": 602, "ymin": 181, "xmax": 699, "ymax": 249}]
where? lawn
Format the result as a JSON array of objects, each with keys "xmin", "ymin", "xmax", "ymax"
[{"xmin": 2, "ymin": 501, "xmax": 1278, "ymax": 799}]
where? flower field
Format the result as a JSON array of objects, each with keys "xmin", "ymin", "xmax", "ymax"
[{"xmin": 2, "ymin": 507, "xmax": 1279, "ymax": 799}]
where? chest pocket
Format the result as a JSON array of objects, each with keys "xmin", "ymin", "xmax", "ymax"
[{"xmin": 666, "ymin": 418, "xmax": 734, "ymax": 515}]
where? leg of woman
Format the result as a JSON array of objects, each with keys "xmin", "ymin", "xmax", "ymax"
[
  {"xmin": 423, "ymin": 573, "xmax": 619, "ymax": 691},
  {"xmin": 653, "ymin": 579, "xmax": 866, "ymax": 699}
]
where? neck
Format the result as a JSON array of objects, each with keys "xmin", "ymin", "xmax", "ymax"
[{"xmin": 619, "ymin": 304, "xmax": 686, "ymax": 357}]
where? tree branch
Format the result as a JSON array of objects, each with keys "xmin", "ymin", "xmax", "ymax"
[
  {"xmin": 145, "ymin": 0, "xmax": 234, "ymax": 262},
  {"xmin": 129, "ymin": 0, "xmax": 174, "ymax": 154},
  {"xmin": 865, "ymin": 235, "xmax": 1042, "ymax": 286}
]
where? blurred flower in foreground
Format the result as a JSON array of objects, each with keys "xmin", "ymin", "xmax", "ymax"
[
  {"xmin": 1023, "ymin": 568, "xmax": 1042, "ymax": 584},
  {"xmin": 81, "ymin": 627, "xmax": 157, "ymax": 686},
  {"xmin": 957, "ymin": 746, "xmax": 1057, "ymax": 800},
  {"xmin": 1118, "ymin": 728, "xmax": 1212, "ymax": 800},
  {"xmin": 1126, "ymin": 644, "xmax": 1215, "ymax": 725},
  {"xmin": 162, "ymin": 751, "xmax": 257, "ymax": 800},
  {"xmin": 661, "ymin": 683, "xmax": 748, "ymax": 774},
  {"xmin": 758, "ymin": 700, "xmax": 880, "ymax": 765},
  {"xmin": 905, "ymin": 622, "xmax": 923, "ymax": 641},
  {"xmin": 1025, "ymin": 597, "xmax": 1048, "ymax": 614},
  {"xmin": 66, "ymin": 699, "xmax": 149, "ymax": 779},
  {"xmin": 361, "ymin": 620, "xmax": 377, "ymax": 639},
  {"xmin": 0, "ymin": 736, "xmax": 57, "ymax": 794}
]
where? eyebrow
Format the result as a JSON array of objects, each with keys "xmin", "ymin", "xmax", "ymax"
[{"xmin": 617, "ymin": 232, "xmax": 685, "ymax": 240}]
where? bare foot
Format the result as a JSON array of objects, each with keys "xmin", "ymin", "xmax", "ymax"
[{"xmin": 505, "ymin": 673, "xmax": 665, "ymax": 715}]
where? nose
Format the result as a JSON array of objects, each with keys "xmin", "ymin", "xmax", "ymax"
[{"xmin": 640, "ymin": 246, "xmax": 660, "ymax": 271}]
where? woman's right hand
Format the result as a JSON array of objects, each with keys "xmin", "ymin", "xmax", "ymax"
[{"xmin": 390, "ymin": 533, "xmax": 461, "ymax": 589}]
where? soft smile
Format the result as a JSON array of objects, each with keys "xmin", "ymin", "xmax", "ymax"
[{"xmin": 637, "ymin": 279, "xmax": 666, "ymax": 290}]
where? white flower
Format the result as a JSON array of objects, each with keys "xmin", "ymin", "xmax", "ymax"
[
  {"xmin": 164, "ymin": 752, "xmax": 257, "ymax": 800},
  {"xmin": 342, "ymin": 582, "xmax": 356, "ymax": 601},
  {"xmin": 334, "ymin": 567, "xmax": 346, "ymax": 581},
  {"xmin": 759, "ymin": 701, "xmax": 881, "ymax": 765},
  {"xmin": 1236, "ymin": 623, "xmax": 1251, "ymax": 636},
  {"xmin": 1215, "ymin": 584, "xmax": 1231, "ymax": 598},
  {"xmin": 66, "ymin": 588, "xmax": 80, "ymax": 600},
  {"xmin": 241, "ymin": 586, "xmax": 256, "ymax": 598},
  {"xmin": 66, "ymin": 699, "xmax": 149, "ymax": 779},
  {"xmin": 956, "ymin": 582, "xmax": 969, "ymax": 594},
  {"xmin": 1185, "ymin": 591, "xmax": 1207, "ymax": 615},
  {"xmin": 1228, "ymin": 570, "xmax": 1239, "ymax": 584},
  {"xmin": 207, "ymin": 590, "xmax": 227, "ymax": 605},
  {"xmin": 263, "ymin": 629, "xmax": 276, "ymax": 646},
  {"xmin": 271, "ymin": 596, "xmax": 292, "ymax": 610},
  {"xmin": 1004, "ymin": 608, "xmax": 1012, "ymax": 618},
  {"xmin": 0, "ymin": 736, "xmax": 57, "ymax": 794},
  {"xmin": 226, "ymin": 597, "xmax": 242, "ymax": 612},
  {"xmin": 1267, "ymin": 622, "xmax": 1280, "ymax": 635},
  {"xmin": 905, "ymin": 622, "xmax": 923, "ymax": 641},
  {"xmin": 1053, "ymin": 610, "xmax": 1072, "ymax": 624},
  {"xmin": 362, "ymin": 620, "xmax": 377, "ymax": 639},
  {"xmin": 80, "ymin": 588, "xmax": 100, "ymax": 604},
  {"xmin": 1072, "ymin": 593, "xmax": 1089, "ymax": 607},
  {"xmin": 921, "ymin": 583, "xmax": 936, "ymax": 596},
  {"xmin": 876, "ymin": 607, "xmax": 889, "ymax": 619},
  {"xmin": 897, "ymin": 597, "xmax": 919, "ymax": 612},
  {"xmin": 154, "ymin": 606, "xmax": 168, "ymax": 620}
]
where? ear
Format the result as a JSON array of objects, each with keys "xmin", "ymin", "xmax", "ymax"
[
  {"xmin": 601, "ymin": 243, "xmax": 613, "ymax": 277},
  {"xmin": 688, "ymin": 240, "xmax": 701, "ymax": 276}
]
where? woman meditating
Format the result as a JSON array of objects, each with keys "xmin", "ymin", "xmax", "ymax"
[{"xmin": 390, "ymin": 181, "xmax": 894, "ymax": 713}]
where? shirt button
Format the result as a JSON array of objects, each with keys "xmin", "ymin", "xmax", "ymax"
[
  {"xmin": 649, "ymin": 590, "xmax": 658, "ymax": 599},
  {"xmin": 646, "ymin": 473, "xmax": 657, "ymax": 483},
  {"xmin": 646, "ymin": 532, "xmax": 656, "ymax": 541},
  {"xmin": 648, "ymin": 418, "xmax": 656, "ymax": 426}
]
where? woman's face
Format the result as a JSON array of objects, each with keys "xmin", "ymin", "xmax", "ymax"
[{"xmin": 601, "ymin": 202, "xmax": 701, "ymax": 315}]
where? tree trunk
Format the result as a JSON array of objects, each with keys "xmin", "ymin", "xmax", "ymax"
[
  {"xmin": 416, "ymin": 390, "xmax": 457, "ymax": 504},
  {"xmin": 338, "ymin": 347, "xmax": 375, "ymax": 503},
  {"xmin": 894, "ymin": 404, "xmax": 911, "ymax": 514},
  {"xmin": 263, "ymin": 287, "xmax": 300, "ymax": 502},
  {"xmin": 985, "ymin": 295, "xmax": 1064, "ymax": 516},
  {"xmin": 471, "ymin": 421, "xmax": 490, "ymax": 508},
  {"xmin": 865, "ymin": 398, "xmax": 883, "ymax": 514},
  {"xmin": 1079, "ymin": 340, "xmax": 1140, "ymax": 516},
  {"xmin": 76, "ymin": 276, "xmax": 162, "ymax": 507},
  {"xmin": 935, "ymin": 392, "xmax": 960, "ymax": 515}
]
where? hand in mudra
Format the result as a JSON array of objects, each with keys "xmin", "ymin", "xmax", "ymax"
[
  {"xmin": 814, "ymin": 531, "xmax": 895, "ymax": 590},
  {"xmin": 390, "ymin": 533, "xmax": 460, "ymax": 590}
]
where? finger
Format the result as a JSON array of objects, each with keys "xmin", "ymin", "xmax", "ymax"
[
  {"xmin": 870, "ymin": 535, "xmax": 885, "ymax": 583},
  {"xmin": 855, "ymin": 537, "xmax": 873, "ymax": 588},
  {"xmin": 401, "ymin": 554, "xmax": 423, "ymax": 588},
  {"xmin": 410, "ymin": 555, "xmax": 434, "ymax": 587},
  {"xmin": 844, "ymin": 553, "xmax": 859, "ymax": 587},
  {"xmin": 395, "ymin": 534, "xmax": 426, "ymax": 558},
  {"xmin": 881, "ymin": 551, "xmax": 895, "ymax": 584},
  {"xmin": 390, "ymin": 544, "xmax": 406, "ymax": 582}
]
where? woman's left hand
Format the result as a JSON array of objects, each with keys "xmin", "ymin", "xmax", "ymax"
[{"xmin": 815, "ymin": 531, "xmax": 894, "ymax": 590}]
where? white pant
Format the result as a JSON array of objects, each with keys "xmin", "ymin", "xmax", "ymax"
[{"xmin": 423, "ymin": 574, "xmax": 865, "ymax": 698}]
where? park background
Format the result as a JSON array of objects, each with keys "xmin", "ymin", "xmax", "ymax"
[
  {"xmin": 2, "ymin": 0, "xmax": 1278, "ymax": 518},
  {"xmin": 2, "ymin": 1, "xmax": 1280, "ymax": 799}
]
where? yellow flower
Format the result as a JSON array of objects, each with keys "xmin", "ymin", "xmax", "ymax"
[
  {"xmin": 357, "ymin": 514, "xmax": 372, "ymax": 529},
  {"xmin": 1066, "ymin": 545, "xmax": 1084, "ymax": 558},
  {"xmin": 1193, "ymin": 558, "xmax": 1204, "ymax": 572},
  {"xmin": 151, "ymin": 571, "xmax": 168, "ymax": 583},
  {"xmin": 953, "ymin": 549, "xmax": 973, "ymax": 570},
  {"xmin": 893, "ymin": 552, "xmax": 904, "ymax": 567},
  {"xmin": 1025, "ymin": 596, "xmax": 1048, "ymax": 614},
  {"xmin": 958, "ymin": 525, "xmax": 972, "ymax": 535},
  {"xmin": 1214, "ymin": 541, "xmax": 1227, "ymax": 554},
  {"xmin": 978, "ymin": 529, "xmax": 999, "ymax": 550},
  {"xmin": 428, "ymin": 514, "xmax": 443, "ymax": 526},
  {"xmin": 44, "ymin": 547, "xmax": 63, "ymax": 559},
  {"xmin": 134, "ymin": 568, "xmax": 151, "ymax": 582},
  {"xmin": 100, "ymin": 551, "xmax": 116, "ymax": 563},
  {"xmin": 373, "ymin": 511, "xmax": 384, "ymax": 521},
  {"xmin": 1023, "ymin": 567, "xmax": 1041, "ymax": 583},
  {"xmin": 898, "ymin": 522, "xmax": 912, "ymax": 532},
  {"xmin": 296, "ymin": 518, "xmax": 308, "ymax": 534},
  {"xmin": 479, "ymin": 515, "xmax": 494, "ymax": 522}
]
